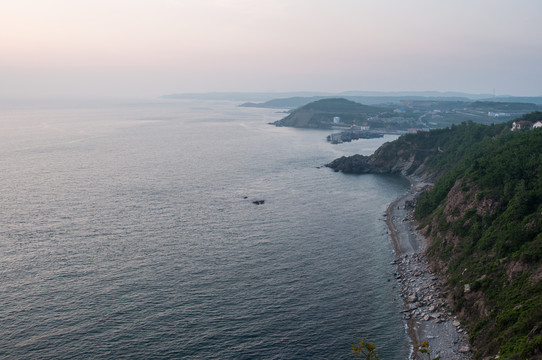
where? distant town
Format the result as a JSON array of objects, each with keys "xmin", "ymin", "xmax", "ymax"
[{"xmin": 164, "ymin": 91, "xmax": 542, "ymax": 140}]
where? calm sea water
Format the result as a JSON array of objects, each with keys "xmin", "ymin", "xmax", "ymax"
[{"xmin": 0, "ymin": 100, "xmax": 410, "ymax": 359}]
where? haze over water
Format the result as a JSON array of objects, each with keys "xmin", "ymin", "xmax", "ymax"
[
  {"xmin": 0, "ymin": 100, "xmax": 411, "ymax": 359},
  {"xmin": 2, "ymin": 1, "xmax": 541, "ymax": 99}
]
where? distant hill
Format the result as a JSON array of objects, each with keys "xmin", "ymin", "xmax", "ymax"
[
  {"xmin": 482, "ymin": 96, "xmax": 542, "ymax": 106},
  {"xmin": 240, "ymin": 97, "xmax": 325, "ymax": 109},
  {"xmin": 469, "ymin": 101, "xmax": 540, "ymax": 111},
  {"xmin": 240, "ymin": 95, "xmax": 475, "ymax": 109},
  {"xmin": 161, "ymin": 90, "xmax": 495, "ymax": 104},
  {"xmin": 266, "ymin": 97, "xmax": 542, "ymax": 131},
  {"xmin": 272, "ymin": 98, "xmax": 386, "ymax": 129},
  {"xmin": 161, "ymin": 91, "xmax": 335, "ymax": 102}
]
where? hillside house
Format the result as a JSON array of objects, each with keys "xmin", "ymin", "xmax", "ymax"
[
  {"xmin": 533, "ymin": 121, "xmax": 542, "ymax": 129},
  {"xmin": 511, "ymin": 120, "xmax": 533, "ymax": 131}
]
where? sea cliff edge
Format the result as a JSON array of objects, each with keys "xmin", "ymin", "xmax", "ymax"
[
  {"xmin": 326, "ymin": 155, "xmax": 472, "ymax": 359},
  {"xmin": 385, "ymin": 176, "xmax": 471, "ymax": 359}
]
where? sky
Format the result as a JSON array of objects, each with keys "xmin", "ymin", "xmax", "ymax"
[{"xmin": 1, "ymin": 0, "xmax": 541, "ymax": 99}]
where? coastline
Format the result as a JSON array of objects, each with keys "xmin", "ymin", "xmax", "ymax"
[{"xmin": 386, "ymin": 177, "xmax": 472, "ymax": 359}]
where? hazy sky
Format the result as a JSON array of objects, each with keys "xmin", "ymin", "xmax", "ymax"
[{"xmin": 1, "ymin": 0, "xmax": 541, "ymax": 99}]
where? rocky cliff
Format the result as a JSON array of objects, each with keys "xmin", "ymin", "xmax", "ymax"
[
  {"xmin": 326, "ymin": 132, "xmax": 435, "ymax": 179},
  {"xmin": 328, "ymin": 116, "xmax": 542, "ymax": 359}
]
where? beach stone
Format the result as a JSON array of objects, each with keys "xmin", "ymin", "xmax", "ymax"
[
  {"xmin": 459, "ymin": 345, "xmax": 471, "ymax": 353},
  {"xmin": 389, "ymin": 180, "xmax": 471, "ymax": 360}
]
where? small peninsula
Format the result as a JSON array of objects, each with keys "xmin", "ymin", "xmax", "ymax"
[
  {"xmin": 272, "ymin": 98, "xmax": 384, "ymax": 129},
  {"xmin": 269, "ymin": 97, "xmax": 542, "ymax": 133},
  {"xmin": 328, "ymin": 112, "xmax": 542, "ymax": 360}
]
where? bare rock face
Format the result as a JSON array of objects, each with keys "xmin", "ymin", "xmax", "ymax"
[
  {"xmin": 395, "ymin": 250, "xmax": 472, "ymax": 359},
  {"xmin": 325, "ymin": 154, "xmax": 388, "ymax": 174},
  {"xmin": 453, "ymin": 320, "xmax": 461, "ymax": 327},
  {"xmin": 325, "ymin": 138, "xmax": 433, "ymax": 178}
]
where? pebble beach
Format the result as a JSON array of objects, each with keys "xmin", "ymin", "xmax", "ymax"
[{"xmin": 386, "ymin": 179, "xmax": 472, "ymax": 359}]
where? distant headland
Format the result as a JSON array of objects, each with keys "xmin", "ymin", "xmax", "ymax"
[
  {"xmin": 162, "ymin": 91, "xmax": 542, "ymax": 133},
  {"xmin": 270, "ymin": 97, "xmax": 541, "ymax": 133}
]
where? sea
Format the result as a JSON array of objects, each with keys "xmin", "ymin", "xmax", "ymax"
[{"xmin": 0, "ymin": 99, "xmax": 411, "ymax": 359}]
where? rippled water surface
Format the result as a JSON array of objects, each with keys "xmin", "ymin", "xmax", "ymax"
[{"xmin": 0, "ymin": 100, "xmax": 410, "ymax": 359}]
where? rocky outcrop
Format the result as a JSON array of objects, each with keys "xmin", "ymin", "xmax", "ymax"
[
  {"xmin": 326, "ymin": 154, "xmax": 389, "ymax": 174},
  {"xmin": 326, "ymin": 139, "xmax": 433, "ymax": 178},
  {"xmin": 386, "ymin": 178, "xmax": 472, "ymax": 359}
]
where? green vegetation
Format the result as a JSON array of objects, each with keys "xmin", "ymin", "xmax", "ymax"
[
  {"xmin": 352, "ymin": 339, "xmax": 440, "ymax": 360},
  {"xmin": 273, "ymin": 98, "xmax": 386, "ymax": 128},
  {"xmin": 352, "ymin": 339, "xmax": 379, "ymax": 359},
  {"xmin": 325, "ymin": 110, "xmax": 542, "ymax": 357},
  {"xmin": 469, "ymin": 101, "xmax": 540, "ymax": 111},
  {"xmin": 411, "ymin": 112, "xmax": 542, "ymax": 359},
  {"xmin": 414, "ymin": 341, "xmax": 441, "ymax": 360},
  {"xmin": 335, "ymin": 112, "xmax": 542, "ymax": 358},
  {"xmin": 269, "ymin": 96, "xmax": 541, "ymax": 130}
]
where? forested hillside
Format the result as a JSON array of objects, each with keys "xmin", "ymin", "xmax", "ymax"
[
  {"xmin": 272, "ymin": 98, "xmax": 385, "ymax": 128},
  {"xmin": 326, "ymin": 118, "xmax": 511, "ymax": 177},
  {"xmin": 414, "ymin": 112, "xmax": 542, "ymax": 359},
  {"xmin": 327, "ymin": 112, "xmax": 542, "ymax": 359}
]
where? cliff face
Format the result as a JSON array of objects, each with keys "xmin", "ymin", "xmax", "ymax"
[
  {"xmin": 328, "ymin": 116, "xmax": 542, "ymax": 360},
  {"xmin": 419, "ymin": 175, "xmax": 542, "ymax": 360},
  {"xmin": 326, "ymin": 134, "xmax": 434, "ymax": 179}
]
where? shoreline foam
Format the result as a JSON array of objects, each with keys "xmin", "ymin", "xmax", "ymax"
[{"xmin": 386, "ymin": 177, "xmax": 472, "ymax": 359}]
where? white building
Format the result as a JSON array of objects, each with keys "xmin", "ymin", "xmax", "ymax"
[
  {"xmin": 488, "ymin": 111, "xmax": 511, "ymax": 117},
  {"xmin": 511, "ymin": 121, "xmax": 533, "ymax": 131}
]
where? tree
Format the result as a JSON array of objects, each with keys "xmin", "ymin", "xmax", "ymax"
[{"xmin": 352, "ymin": 339, "xmax": 440, "ymax": 360}]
